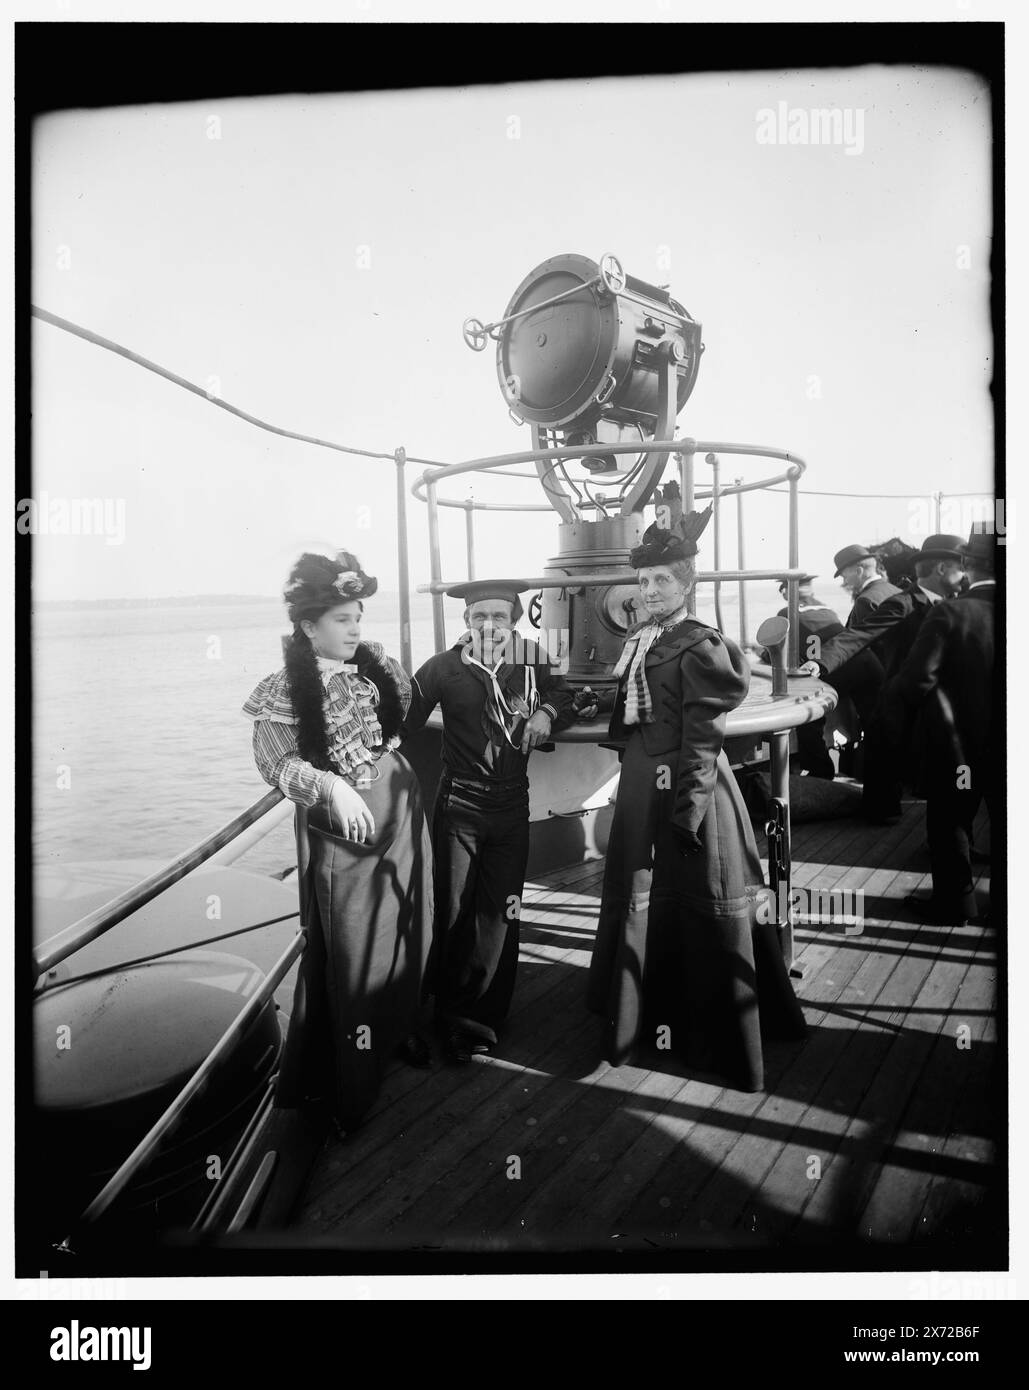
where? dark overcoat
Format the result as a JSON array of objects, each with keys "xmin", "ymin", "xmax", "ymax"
[
  {"xmin": 880, "ymin": 584, "xmax": 995, "ymax": 797},
  {"xmin": 817, "ymin": 586, "xmax": 937, "ymax": 683},
  {"xmin": 848, "ymin": 576, "xmax": 901, "ymax": 627}
]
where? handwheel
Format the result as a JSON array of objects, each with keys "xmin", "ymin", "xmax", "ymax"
[
  {"xmin": 527, "ymin": 592, "xmax": 543, "ymax": 629},
  {"xmin": 462, "ymin": 317, "xmax": 489, "ymax": 351},
  {"xmin": 599, "ymin": 253, "xmax": 626, "ymax": 294}
]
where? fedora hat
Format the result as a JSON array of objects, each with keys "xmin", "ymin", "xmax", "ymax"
[{"xmin": 833, "ymin": 544, "xmax": 873, "ymax": 577}]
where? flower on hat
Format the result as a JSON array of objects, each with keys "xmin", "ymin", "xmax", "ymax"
[{"xmin": 333, "ymin": 570, "xmax": 363, "ymax": 596}]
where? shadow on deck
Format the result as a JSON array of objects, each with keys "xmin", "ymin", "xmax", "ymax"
[{"xmin": 288, "ymin": 798, "xmax": 1002, "ymax": 1267}]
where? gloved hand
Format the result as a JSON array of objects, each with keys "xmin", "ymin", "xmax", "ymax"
[
  {"xmin": 572, "ymin": 685, "xmax": 600, "ymax": 720},
  {"xmin": 673, "ymin": 826, "xmax": 704, "ymax": 858}
]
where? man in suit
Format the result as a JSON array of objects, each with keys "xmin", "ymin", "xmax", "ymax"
[
  {"xmin": 880, "ymin": 526, "xmax": 995, "ymax": 924},
  {"xmin": 834, "ymin": 543, "xmax": 901, "ymax": 626},
  {"xmin": 803, "ymin": 536, "xmax": 966, "ymax": 683},
  {"xmin": 801, "ymin": 536, "xmax": 966, "ymax": 820}
]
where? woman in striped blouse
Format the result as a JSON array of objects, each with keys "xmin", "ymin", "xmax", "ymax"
[{"xmin": 243, "ymin": 550, "xmax": 433, "ymax": 1131}]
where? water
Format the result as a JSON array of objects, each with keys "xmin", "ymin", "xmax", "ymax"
[
  {"xmin": 32, "ymin": 584, "xmax": 795, "ymax": 881},
  {"xmin": 32, "ymin": 595, "xmax": 441, "ymax": 880}
]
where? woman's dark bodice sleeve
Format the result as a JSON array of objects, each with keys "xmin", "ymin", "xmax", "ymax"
[{"xmin": 671, "ymin": 632, "xmax": 750, "ymax": 835}]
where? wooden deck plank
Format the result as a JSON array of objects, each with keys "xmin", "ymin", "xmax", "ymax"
[
  {"xmin": 914, "ymin": 985, "xmax": 1000, "ymax": 1247},
  {"xmin": 373, "ymin": 1019, "xmax": 609, "ymax": 1243},
  {"xmin": 782, "ymin": 915, "xmax": 972, "ymax": 1242},
  {"xmin": 287, "ymin": 797, "xmax": 999, "ymax": 1255},
  {"xmin": 858, "ymin": 921, "xmax": 998, "ymax": 1244},
  {"xmin": 567, "ymin": 811, "xmax": 928, "ymax": 1251},
  {"xmin": 682, "ymin": 810, "xmax": 944, "ymax": 1235},
  {"xmin": 616, "ymin": 909, "xmax": 925, "ymax": 1240},
  {"xmin": 338, "ymin": 1010, "xmax": 604, "ymax": 1239},
  {"xmin": 297, "ymin": 956, "xmax": 597, "ymax": 1226},
  {"xmin": 298, "ymin": 880, "xmax": 606, "ymax": 1204},
  {"xmin": 435, "ymin": 1058, "xmax": 665, "ymax": 1247},
  {"xmin": 734, "ymin": 879, "xmax": 962, "ymax": 1245}
]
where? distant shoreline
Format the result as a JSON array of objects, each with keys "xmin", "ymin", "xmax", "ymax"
[
  {"xmin": 33, "ymin": 588, "xmax": 757, "ymax": 614},
  {"xmin": 33, "ymin": 594, "xmax": 281, "ymax": 611},
  {"xmin": 33, "ymin": 592, "xmax": 410, "ymax": 612}
]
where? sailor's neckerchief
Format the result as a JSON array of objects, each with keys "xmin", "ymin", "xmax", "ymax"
[
  {"xmin": 612, "ymin": 600, "xmax": 692, "ymax": 725},
  {"xmin": 457, "ymin": 631, "xmax": 540, "ymax": 752}
]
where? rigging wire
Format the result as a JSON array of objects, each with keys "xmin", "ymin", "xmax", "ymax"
[{"xmin": 31, "ymin": 305, "xmax": 445, "ymax": 466}]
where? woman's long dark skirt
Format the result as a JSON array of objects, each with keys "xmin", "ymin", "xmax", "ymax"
[
  {"xmin": 281, "ymin": 750, "xmax": 433, "ymax": 1130},
  {"xmin": 586, "ymin": 737, "xmax": 806, "ymax": 1092}
]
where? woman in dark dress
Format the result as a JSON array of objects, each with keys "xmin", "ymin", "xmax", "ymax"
[
  {"xmin": 243, "ymin": 551, "xmax": 433, "ymax": 1130},
  {"xmin": 584, "ymin": 514, "xmax": 807, "ymax": 1092}
]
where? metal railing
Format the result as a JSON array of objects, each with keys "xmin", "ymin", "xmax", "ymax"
[
  {"xmin": 34, "ymin": 788, "xmax": 306, "ymax": 1243},
  {"xmin": 33, "ymin": 789, "xmax": 286, "ymax": 983},
  {"xmin": 411, "ymin": 437, "xmax": 808, "ymax": 666},
  {"xmin": 60, "ymin": 931, "xmax": 305, "ymax": 1243}
]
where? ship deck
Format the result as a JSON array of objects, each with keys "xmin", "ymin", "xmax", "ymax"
[{"xmin": 291, "ymin": 797, "xmax": 1001, "ymax": 1266}]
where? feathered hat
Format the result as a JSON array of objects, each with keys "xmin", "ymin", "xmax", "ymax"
[
  {"xmin": 284, "ymin": 550, "xmax": 378, "ymax": 622},
  {"xmin": 629, "ymin": 505, "xmax": 713, "ymax": 569}
]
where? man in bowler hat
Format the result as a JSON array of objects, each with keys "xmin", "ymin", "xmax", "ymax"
[{"xmin": 833, "ymin": 543, "xmax": 901, "ymax": 626}]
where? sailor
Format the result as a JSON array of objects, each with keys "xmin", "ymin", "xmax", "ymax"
[
  {"xmin": 880, "ymin": 524, "xmax": 995, "ymax": 924},
  {"xmin": 402, "ymin": 581, "xmax": 575, "ymax": 1063},
  {"xmin": 774, "ymin": 572, "xmax": 838, "ymax": 779}
]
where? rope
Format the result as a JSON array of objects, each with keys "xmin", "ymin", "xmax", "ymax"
[
  {"xmin": 31, "ymin": 305, "xmax": 449, "ymax": 466},
  {"xmin": 36, "ymin": 911, "xmax": 301, "ymax": 990}
]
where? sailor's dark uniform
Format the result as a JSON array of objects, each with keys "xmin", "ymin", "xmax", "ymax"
[{"xmin": 402, "ymin": 638, "xmax": 574, "ymax": 1047}]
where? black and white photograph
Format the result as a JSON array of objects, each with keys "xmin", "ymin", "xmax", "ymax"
[{"xmin": 10, "ymin": 5, "xmax": 1022, "ymax": 1318}]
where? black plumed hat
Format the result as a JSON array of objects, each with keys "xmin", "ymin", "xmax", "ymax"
[
  {"xmin": 629, "ymin": 506, "xmax": 712, "ymax": 569},
  {"xmin": 284, "ymin": 550, "xmax": 378, "ymax": 622}
]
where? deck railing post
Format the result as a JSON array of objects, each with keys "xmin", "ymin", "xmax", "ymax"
[
  {"xmin": 769, "ymin": 730, "xmax": 799, "ymax": 974},
  {"xmin": 465, "ymin": 499, "xmax": 476, "ymax": 579},
  {"xmin": 787, "ymin": 467, "xmax": 801, "ymax": 669},
  {"xmin": 678, "ymin": 445, "xmax": 697, "ymax": 616},
  {"xmin": 735, "ymin": 477, "xmax": 748, "ymax": 647},
  {"xmin": 706, "ymin": 452, "xmax": 725, "ymax": 633},
  {"xmin": 426, "ymin": 477, "xmax": 446, "ymax": 652},
  {"xmin": 394, "ymin": 447, "xmax": 413, "ymax": 673}
]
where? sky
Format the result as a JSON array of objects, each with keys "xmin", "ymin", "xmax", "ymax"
[{"xmin": 29, "ymin": 64, "xmax": 993, "ymax": 603}]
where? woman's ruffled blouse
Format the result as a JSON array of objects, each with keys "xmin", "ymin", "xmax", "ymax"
[{"xmin": 242, "ymin": 642, "xmax": 404, "ymax": 808}]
